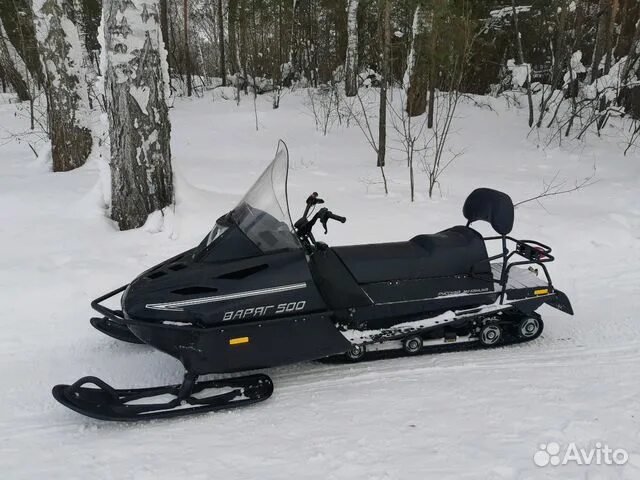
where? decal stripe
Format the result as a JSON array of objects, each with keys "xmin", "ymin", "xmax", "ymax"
[
  {"xmin": 146, "ymin": 283, "xmax": 307, "ymax": 311},
  {"xmin": 375, "ymin": 290, "xmax": 494, "ymax": 306}
]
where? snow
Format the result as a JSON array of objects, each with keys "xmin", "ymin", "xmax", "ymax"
[
  {"xmin": 489, "ymin": 5, "xmax": 532, "ymax": 19},
  {"xmin": 1, "ymin": 88, "xmax": 640, "ymax": 479},
  {"xmin": 507, "ymin": 58, "xmax": 531, "ymax": 88},
  {"xmin": 564, "ymin": 50, "xmax": 587, "ymax": 85}
]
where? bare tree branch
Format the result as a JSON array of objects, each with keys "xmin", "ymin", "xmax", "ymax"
[{"xmin": 514, "ymin": 166, "xmax": 598, "ymax": 207}]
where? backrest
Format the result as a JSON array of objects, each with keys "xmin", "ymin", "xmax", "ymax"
[{"xmin": 462, "ymin": 188, "xmax": 514, "ymax": 235}]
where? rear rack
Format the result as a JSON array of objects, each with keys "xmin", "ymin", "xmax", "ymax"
[{"xmin": 473, "ymin": 235, "xmax": 555, "ymax": 303}]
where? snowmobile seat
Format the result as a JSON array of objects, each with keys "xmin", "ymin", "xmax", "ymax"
[{"xmin": 333, "ymin": 226, "xmax": 489, "ymax": 284}]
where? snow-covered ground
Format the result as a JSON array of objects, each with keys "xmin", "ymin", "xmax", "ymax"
[{"xmin": 1, "ymin": 90, "xmax": 639, "ymax": 479}]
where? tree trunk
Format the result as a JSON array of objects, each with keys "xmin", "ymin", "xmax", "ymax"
[
  {"xmin": 0, "ymin": 20, "xmax": 30, "ymax": 101},
  {"xmin": 102, "ymin": 0, "xmax": 174, "ymax": 231},
  {"xmin": 377, "ymin": 0, "xmax": 390, "ymax": 168},
  {"xmin": 288, "ymin": 0, "xmax": 300, "ymax": 79},
  {"xmin": 34, "ymin": 0, "xmax": 92, "ymax": 172},
  {"xmin": 615, "ymin": 0, "xmax": 640, "ymax": 58},
  {"xmin": 602, "ymin": 0, "xmax": 619, "ymax": 75},
  {"xmin": 72, "ymin": 0, "xmax": 97, "ymax": 109},
  {"xmin": 217, "ymin": 0, "xmax": 226, "ymax": 85},
  {"xmin": 405, "ymin": 5, "xmax": 429, "ymax": 117},
  {"xmin": 228, "ymin": 0, "xmax": 239, "ymax": 74},
  {"xmin": 427, "ymin": 75, "xmax": 435, "ymax": 128},
  {"xmin": 426, "ymin": 6, "xmax": 436, "ymax": 127},
  {"xmin": 184, "ymin": 0, "xmax": 192, "ymax": 96},
  {"xmin": 344, "ymin": 0, "xmax": 359, "ymax": 97},
  {"xmin": 0, "ymin": 0, "xmax": 44, "ymax": 86},
  {"xmin": 597, "ymin": 0, "xmax": 620, "ymax": 130},
  {"xmin": 536, "ymin": 0, "xmax": 568, "ymax": 128},
  {"xmin": 159, "ymin": 0, "xmax": 170, "ymax": 55},
  {"xmin": 239, "ymin": 0, "xmax": 248, "ymax": 85},
  {"xmin": 621, "ymin": 19, "xmax": 640, "ymax": 83},
  {"xmin": 511, "ymin": 0, "xmax": 534, "ymax": 128},
  {"xmin": 590, "ymin": 0, "xmax": 610, "ymax": 81},
  {"xmin": 550, "ymin": 2, "xmax": 568, "ymax": 89}
]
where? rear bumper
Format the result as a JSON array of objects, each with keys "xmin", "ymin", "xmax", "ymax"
[{"xmin": 544, "ymin": 289, "xmax": 574, "ymax": 315}]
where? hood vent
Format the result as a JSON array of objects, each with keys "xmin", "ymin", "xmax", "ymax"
[
  {"xmin": 217, "ymin": 264, "xmax": 268, "ymax": 280},
  {"xmin": 172, "ymin": 286, "xmax": 219, "ymax": 295},
  {"xmin": 168, "ymin": 263, "xmax": 188, "ymax": 271}
]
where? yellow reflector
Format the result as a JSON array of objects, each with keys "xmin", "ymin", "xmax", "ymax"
[
  {"xmin": 229, "ymin": 337, "xmax": 249, "ymax": 345},
  {"xmin": 534, "ymin": 289, "xmax": 549, "ymax": 296}
]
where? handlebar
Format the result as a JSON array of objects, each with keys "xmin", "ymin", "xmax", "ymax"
[{"xmin": 295, "ymin": 193, "xmax": 346, "ymax": 249}]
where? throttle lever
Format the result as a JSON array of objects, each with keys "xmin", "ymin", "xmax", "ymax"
[{"xmin": 318, "ymin": 208, "xmax": 330, "ymax": 233}]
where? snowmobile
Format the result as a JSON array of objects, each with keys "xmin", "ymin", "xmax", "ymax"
[{"xmin": 53, "ymin": 141, "xmax": 573, "ymax": 421}]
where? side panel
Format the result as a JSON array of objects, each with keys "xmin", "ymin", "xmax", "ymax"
[
  {"xmin": 308, "ymin": 248, "xmax": 372, "ymax": 309},
  {"xmin": 349, "ymin": 275, "xmax": 496, "ymax": 330},
  {"xmin": 130, "ymin": 312, "xmax": 351, "ymax": 374}
]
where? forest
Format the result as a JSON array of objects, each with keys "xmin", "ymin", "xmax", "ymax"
[
  {"xmin": 2, "ymin": 2, "xmax": 640, "ymax": 477},
  {"xmin": 0, "ymin": 0, "xmax": 638, "ymax": 228}
]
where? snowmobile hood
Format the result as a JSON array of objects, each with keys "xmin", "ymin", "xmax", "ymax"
[
  {"xmin": 121, "ymin": 140, "xmax": 319, "ymax": 327},
  {"xmin": 121, "ymin": 228, "xmax": 318, "ymax": 327}
]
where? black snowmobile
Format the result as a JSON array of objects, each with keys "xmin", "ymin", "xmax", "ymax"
[{"xmin": 53, "ymin": 141, "xmax": 573, "ymax": 421}]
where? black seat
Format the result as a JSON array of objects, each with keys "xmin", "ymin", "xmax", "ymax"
[{"xmin": 333, "ymin": 226, "xmax": 489, "ymax": 284}]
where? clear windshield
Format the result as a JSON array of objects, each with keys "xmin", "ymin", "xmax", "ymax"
[{"xmin": 208, "ymin": 141, "xmax": 300, "ymax": 252}]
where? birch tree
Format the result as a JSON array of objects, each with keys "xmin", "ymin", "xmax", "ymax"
[
  {"xmin": 344, "ymin": 0, "xmax": 358, "ymax": 97},
  {"xmin": 102, "ymin": 0, "xmax": 174, "ymax": 230},
  {"xmin": 404, "ymin": 4, "xmax": 428, "ymax": 117},
  {"xmin": 0, "ymin": 20, "xmax": 30, "ymax": 101},
  {"xmin": 0, "ymin": 0, "xmax": 44, "ymax": 86},
  {"xmin": 72, "ymin": 0, "xmax": 98, "ymax": 108},
  {"xmin": 34, "ymin": 0, "xmax": 93, "ymax": 171}
]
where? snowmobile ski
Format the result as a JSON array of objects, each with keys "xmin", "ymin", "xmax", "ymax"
[{"xmin": 52, "ymin": 373, "xmax": 273, "ymax": 422}]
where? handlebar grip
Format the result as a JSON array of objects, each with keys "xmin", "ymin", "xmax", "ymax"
[{"xmin": 329, "ymin": 213, "xmax": 347, "ymax": 223}]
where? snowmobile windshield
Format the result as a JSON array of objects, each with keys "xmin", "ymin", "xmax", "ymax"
[{"xmin": 226, "ymin": 141, "xmax": 300, "ymax": 252}]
